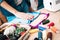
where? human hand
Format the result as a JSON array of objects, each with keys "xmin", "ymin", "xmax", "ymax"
[
  {"xmin": 15, "ymin": 12, "xmax": 34, "ymax": 20},
  {"xmin": 0, "ymin": 22, "xmax": 13, "ymax": 29}
]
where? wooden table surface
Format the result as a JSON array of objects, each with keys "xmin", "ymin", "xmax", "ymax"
[{"xmin": 28, "ymin": 8, "xmax": 60, "ymax": 40}]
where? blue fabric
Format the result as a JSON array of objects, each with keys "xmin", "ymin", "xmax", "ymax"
[
  {"xmin": 7, "ymin": 16, "xmax": 16, "ymax": 22},
  {"xmin": 9, "ymin": 12, "xmax": 40, "ymax": 24}
]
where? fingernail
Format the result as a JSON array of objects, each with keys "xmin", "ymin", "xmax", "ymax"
[
  {"xmin": 32, "ymin": 16, "xmax": 34, "ymax": 18},
  {"xmin": 30, "ymin": 18, "xmax": 33, "ymax": 19}
]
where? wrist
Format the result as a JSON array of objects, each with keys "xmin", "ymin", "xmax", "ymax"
[{"xmin": 13, "ymin": 11, "xmax": 18, "ymax": 16}]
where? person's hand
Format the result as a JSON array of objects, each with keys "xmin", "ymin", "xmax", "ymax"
[
  {"xmin": 15, "ymin": 12, "xmax": 34, "ymax": 20},
  {"xmin": 0, "ymin": 23, "xmax": 13, "ymax": 29}
]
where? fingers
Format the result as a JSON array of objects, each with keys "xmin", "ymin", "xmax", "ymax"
[
  {"xmin": 15, "ymin": 12, "xmax": 34, "ymax": 20},
  {"xmin": 27, "ymin": 14, "xmax": 34, "ymax": 20},
  {"xmin": 0, "ymin": 23, "xmax": 12, "ymax": 28},
  {"xmin": 29, "ymin": 16, "xmax": 34, "ymax": 20}
]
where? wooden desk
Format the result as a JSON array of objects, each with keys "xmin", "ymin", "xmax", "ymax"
[{"xmin": 28, "ymin": 8, "xmax": 60, "ymax": 40}]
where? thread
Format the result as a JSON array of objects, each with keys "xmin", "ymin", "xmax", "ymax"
[
  {"xmin": 38, "ymin": 31, "xmax": 42, "ymax": 40},
  {"xmin": 50, "ymin": 27, "xmax": 57, "ymax": 33},
  {"xmin": 48, "ymin": 22, "xmax": 54, "ymax": 28},
  {"xmin": 46, "ymin": 32, "xmax": 52, "ymax": 40},
  {"xmin": 29, "ymin": 29, "xmax": 39, "ymax": 34},
  {"xmin": 38, "ymin": 26, "xmax": 46, "ymax": 31},
  {"xmin": 42, "ymin": 19, "xmax": 50, "ymax": 25}
]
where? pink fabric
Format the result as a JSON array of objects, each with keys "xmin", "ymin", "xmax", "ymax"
[{"xmin": 29, "ymin": 13, "xmax": 49, "ymax": 29}]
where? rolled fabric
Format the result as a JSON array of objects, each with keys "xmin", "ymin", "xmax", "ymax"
[
  {"xmin": 42, "ymin": 19, "xmax": 50, "ymax": 25},
  {"xmin": 46, "ymin": 32, "xmax": 52, "ymax": 40},
  {"xmin": 30, "ymin": 13, "xmax": 49, "ymax": 29},
  {"xmin": 50, "ymin": 27, "xmax": 57, "ymax": 33},
  {"xmin": 29, "ymin": 29, "xmax": 39, "ymax": 34},
  {"xmin": 38, "ymin": 31, "xmax": 42, "ymax": 40},
  {"xmin": 38, "ymin": 25, "xmax": 46, "ymax": 31},
  {"xmin": 48, "ymin": 22, "xmax": 54, "ymax": 28}
]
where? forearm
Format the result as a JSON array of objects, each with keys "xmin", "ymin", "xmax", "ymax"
[
  {"xmin": 0, "ymin": 1, "xmax": 34, "ymax": 20},
  {"xmin": 0, "ymin": 1, "xmax": 19, "ymax": 15}
]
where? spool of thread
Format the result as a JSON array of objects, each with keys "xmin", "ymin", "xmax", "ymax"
[
  {"xmin": 39, "ymin": 25, "xmax": 49, "ymax": 29},
  {"xmin": 46, "ymin": 32, "xmax": 52, "ymax": 40},
  {"xmin": 29, "ymin": 29, "xmax": 39, "ymax": 34},
  {"xmin": 48, "ymin": 22, "xmax": 54, "ymax": 28},
  {"xmin": 50, "ymin": 27, "xmax": 57, "ymax": 33},
  {"xmin": 29, "ymin": 13, "xmax": 49, "ymax": 29},
  {"xmin": 38, "ymin": 26, "xmax": 46, "ymax": 31},
  {"xmin": 42, "ymin": 19, "xmax": 50, "ymax": 25},
  {"xmin": 38, "ymin": 31, "xmax": 42, "ymax": 40}
]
